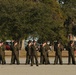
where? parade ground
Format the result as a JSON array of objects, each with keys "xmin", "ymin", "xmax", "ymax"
[{"xmin": 0, "ymin": 57, "xmax": 76, "ymax": 75}]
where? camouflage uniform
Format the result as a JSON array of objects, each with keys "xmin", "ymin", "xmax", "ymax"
[
  {"xmin": 11, "ymin": 41, "xmax": 20, "ymax": 64},
  {"xmin": 54, "ymin": 42, "xmax": 63, "ymax": 65},
  {"xmin": 25, "ymin": 41, "xmax": 32, "ymax": 64},
  {"xmin": 11, "ymin": 41, "xmax": 15, "ymax": 64},
  {"xmin": 45, "ymin": 44, "xmax": 50, "ymax": 64},
  {"xmin": 40, "ymin": 42, "xmax": 48, "ymax": 64},
  {"xmin": 25, "ymin": 45, "xmax": 31, "ymax": 64},
  {"xmin": 31, "ymin": 41, "xmax": 38, "ymax": 66},
  {"xmin": 68, "ymin": 41, "xmax": 75, "ymax": 64},
  {"xmin": 0, "ymin": 42, "xmax": 6, "ymax": 64}
]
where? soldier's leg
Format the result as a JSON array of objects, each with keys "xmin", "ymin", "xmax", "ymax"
[
  {"xmin": 72, "ymin": 55, "xmax": 75, "ymax": 64},
  {"xmin": 1, "ymin": 52, "xmax": 6, "ymax": 64},
  {"xmin": 26, "ymin": 55, "xmax": 30, "ymax": 64},
  {"xmin": 47, "ymin": 53, "xmax": 50, "ymax": 64},
  {"xmin": 34, "ymin": 55, "xmax": 38, "ymax": 66},
  {"xmin": 4, "ymin": 60, "xmax": 6, "ymax": 64},
  {"xmin": 0, "ymin": 52, "xmax": 6, "ymax": 65},
  {"xmin": 15, "ymin": 53, "xmax": 20, "ymax": 65},
  {"xmin": 47, "ymin": 58, "xmax": 50, "ymax": 64},
  {"xmin": 42, "ymin": 56, "xmax": 45, "ymax": 64},
  {"xmin": 2, "ymin": 56, "xmax": 6, "ymax": 64},
  {"xmin": 13, "ymin": 55, "xmax": 16, "ymax": 64},
  {"xmin": 0, "ymin": 59, "xmax": 1, "ymax": 64},
  {"xmin": 1, "ymin": 55, "xmax": 6, "ymax": 65},
  {"xmin": 0, "ymin": 56, "xmax": 2, "ymax": 64},
  {"xmin": 31, "ymin": 55, "xmax": 34, "ymax": 66},
  {"xmin": 0, "ymin": 60, "xmax": 1, "ymax": 64},
  {"xmin": 44, "ymin": 54, "xmax": 48, "ymax": 64},
  {"xmin": 4, "ymin": 52, "xmax": 6, "ymax": 64},
  {"xmin": 40, "ymin": 55, "xmax": 42, "ymax": 64},
  {"xmin": 25, "ymin": 53, "xmax": 29, "ymax": 64},
  {"xmin": 40, "ymin": 55, "xmax": 43, "ymax": 64},
  {"xmin": 25, "ymin": 53, "xmax": 28, "ymax": 64},
  {"xmin": 58, "ymin": 55, "xmax": 63, "ymax": 65},
  {"xmin": 11, "ymin": 52, "xmax": 15, "ymax": 64},
  {"xmin": 28, "ymin": 55, "xmax": 31, "ymax": 64},
  {"xmin": 54, "ymin": 54, "xmax": 58, "ymax": 64},
  {"xmin": 68, "ymin": 54, "xmax": 71, "ymax": 64}
]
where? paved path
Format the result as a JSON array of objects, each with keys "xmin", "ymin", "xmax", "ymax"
[
  {"xmin": 4, "ymin": 57, "xmax": 75, "ymax": 64},
  {"xmin": 0, "ymin": 57, "xmax": 76, "ymax": 75}
]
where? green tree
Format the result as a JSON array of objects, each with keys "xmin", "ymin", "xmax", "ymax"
[
  {"xmin": 0, "ymin": 0, "xmax": 66, "ymax": 43},
  {"xmin": 60, "ymin": 0, "xmax": 76, "ymax": 36}
]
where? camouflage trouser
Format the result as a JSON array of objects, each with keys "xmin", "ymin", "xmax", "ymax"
[
  {"xmin": 0, "ymin": 55, "xmax": 2, "ymax": 64},
  {"xmin": 68, "ymin": 52, "xmax": 75, "ymax": 64},
  {"xmin": 0, "ymin": 54, "xmax": 6, "ymax": 64},
  {"xmin": 11, "ymin": 51, "xmax": 20, "ymax": 64},
  {"xmin": 54, "ymin": 53, "xmax": 62, "ymax": 64},
  {"xmin": 40, "ymin": 54, "xmax": 48, "ymax": 64},
  {"xmin": 31, "ymin": 55, "xmax": 38, "ymax": 66},
  {"xmin": 46, "ymin": 52, "xmax": 50, "ymax": 64},
  {"xmin": 26, "ymin": 54, "xmax": 31, "ymax": 64},
  {"xmin": 11, "ymin": 52, "xmax": 15, "ymax": 64}
]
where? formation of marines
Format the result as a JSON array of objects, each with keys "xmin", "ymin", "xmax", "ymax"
[{"xmin": 0, "ymin": 40, "xmax": 76, "ymax": 66}]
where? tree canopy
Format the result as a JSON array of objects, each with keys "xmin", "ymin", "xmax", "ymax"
[{"xmin": 0, "ymin": 0, "xmax": 75, "ymax": 43}]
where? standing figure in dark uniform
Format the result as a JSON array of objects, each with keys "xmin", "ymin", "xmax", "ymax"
[
  {"xmin": 11, "ymin": 40, "xmax": 15, "ymax": 64},
  {"xmin": 11, "ymin": 41, "xmax": 20, "ymax": 65},
  {"xmin": 45, "ymin": 43, "xmax": 50, "ymax": 64},
  {"xmin": 31, "ymin": 40, "xmax": 39, "ymax": 66},
  {"xmin": 40, "ymin": 41, "xmax": 47, "ymax": 64},
  {"xmin": 25, "ymin": 40, "xmax": 32, "ymax": 64},
  {"xmin": 54, "ymin": 41, "xmax": 63, "ymax": 65},
  {"xmin": 0, "ymin": 41, "xmax": 6, "ymax": 64},
  {"xmin": 39, "ymin": 44, "xmax": 43, "ymax": 64},
  {"xmin": 68, "ymin": 41, "xmax": 75, "ymax": 65}
]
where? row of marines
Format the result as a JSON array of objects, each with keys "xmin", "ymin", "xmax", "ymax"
[{"xmin": 0, "ymin": 40, "xmax": 76, "ymax": 66}]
